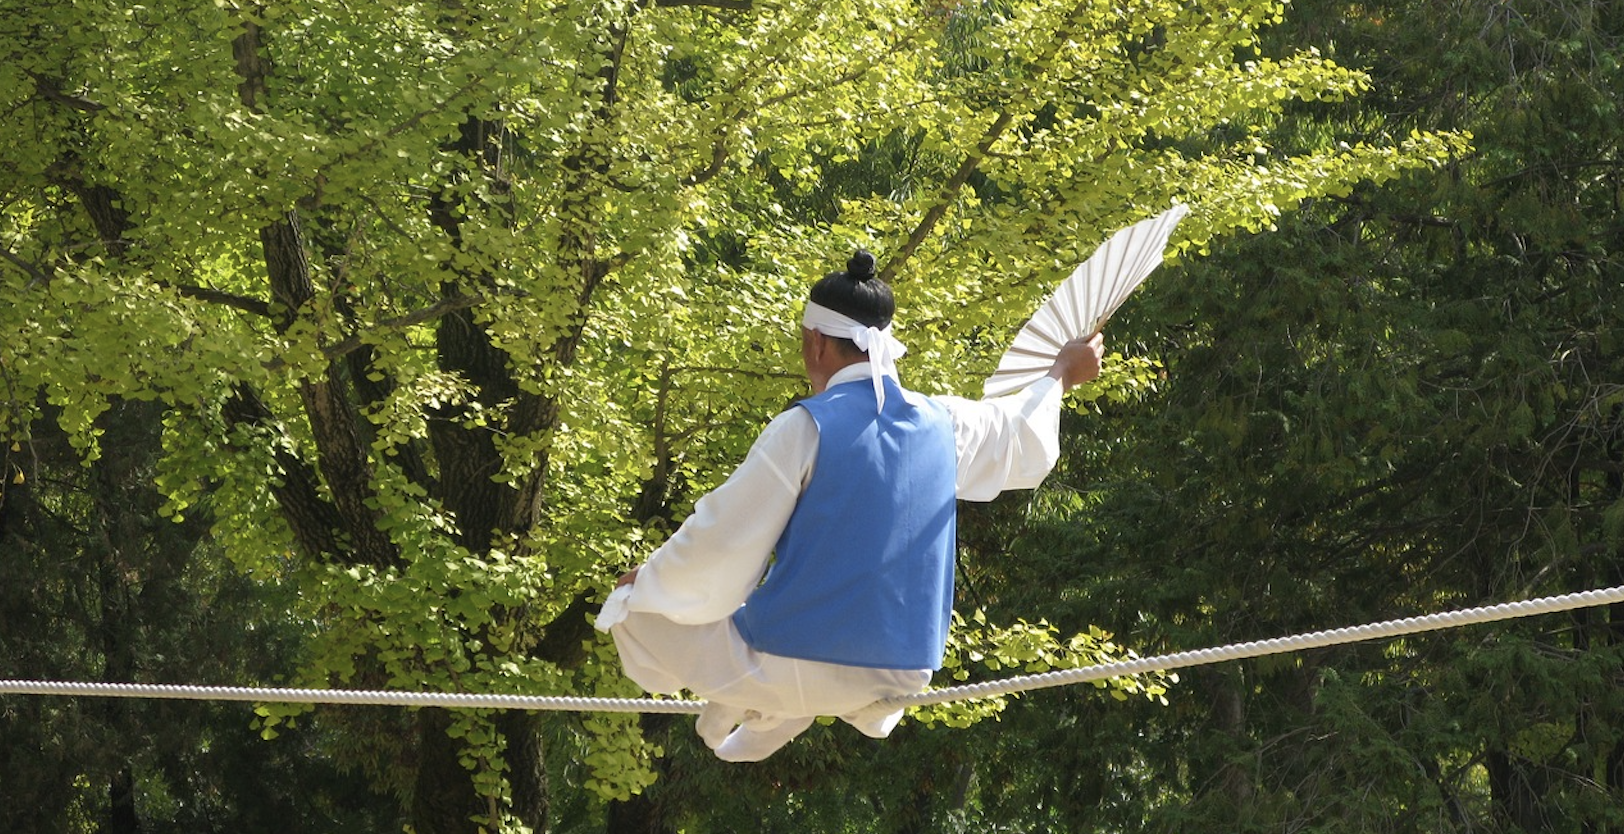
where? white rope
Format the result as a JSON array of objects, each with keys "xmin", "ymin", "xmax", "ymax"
[
  {"xmin": 0, "ymin": 681, "xmax": 703, "ymax": 714},
  {"xmin": 3, "ymin": 585, "xmax": 1621, "ymax": 714},
  {"xmin": 879, "ymin": 583, "xmax": 1624, "ymax": 709}
]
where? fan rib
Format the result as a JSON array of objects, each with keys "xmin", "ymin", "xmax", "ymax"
[{"xmin": 982, "ymin": 205, "xmax": 1188, "ymax": 397}]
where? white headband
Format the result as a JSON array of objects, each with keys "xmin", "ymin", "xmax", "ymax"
[{"xmin": 802, "ymin": 301, "xmax": 907, "ymax": 411}]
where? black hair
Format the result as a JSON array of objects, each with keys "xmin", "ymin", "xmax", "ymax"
[{"xmin": 808, "ymin": 250, "xmax": 894, "ymax": 330}]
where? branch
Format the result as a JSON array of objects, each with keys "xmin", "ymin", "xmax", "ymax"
[
  {"xmin": 680, "ymin": 138, "xmax": 731, "ymax": 188},
  {"xmin": 221, "ymin": 385, "xmax": 351, "ymax": 562},
  {"xmin": 1385, "ymin": 213, "xmax": 1459, "ymax": 229},
  {"xmin": 530, "ymin": 593, "xmax": 598, "ymax": 667},
  {"xmin": 0, "ymin": 247, "xmax": 52, "ymax": 286},
  {"xmin": 1482, "ymin": 158, "xmax": 1624, "ymax": 189},
  {"xmin": 258, "ymin": 292, "xmax": 483, "ymax": 373},
  {"xmin": 876, "ymin": 0, "xmax": 1102, "ymax": 283},
  {"xmin": 878, "ymin": 110, "xmax": 1016, "ymax": 283},
  {"xmin": 666, "ymin": 364, "xmax": 802, "ymax": 382},
  {"xmin": 679, "ymin": 23, "xmax": 925, "ymax": 190},
  {"xmin": 159, "ymin": 280, "xmax": 272, "ymax": 317},
  {"xmin": 318, "ymin": 292, "xmax": 482, "ymax": 362},
  {"xmin": 27, "ymin": 71, "xmax": 106, "ymax": 113},
  {"xmin": 758, "ymin": 58, "xmax": 884, "ymax": 112},
  {"xmin": 654, "ymin": 0, "xmax": 752, "ymax": 9}
]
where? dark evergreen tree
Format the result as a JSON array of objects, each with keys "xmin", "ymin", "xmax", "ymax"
[{"xmin": 0, "ymin": 400, "xmax": 399, "ymax": 832}]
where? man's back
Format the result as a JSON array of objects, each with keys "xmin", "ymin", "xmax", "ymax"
[{"xmin": 732, "ymin": 376, "xmax": 957, "ymax": 670}]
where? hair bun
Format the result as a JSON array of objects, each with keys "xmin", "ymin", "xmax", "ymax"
[{"xmin": 846, "ymin": 250, "xmax": 877, "ymax": 282}]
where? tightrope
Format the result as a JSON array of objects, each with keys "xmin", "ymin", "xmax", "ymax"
[
  {"xmin": 0, "ymin": 681, "xmax": 706, "ymax": 713},
  {"xmin": 4, "ymin": 585, "xmax": 1621, "ymax": 715},
  {"xmin": 878, "ymin": 583, "xmax": 1624, "ymax": 709}
]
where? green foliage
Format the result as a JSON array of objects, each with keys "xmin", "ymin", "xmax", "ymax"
[
  {"xmin": 572, "ymin": 639, "xmax": 665, "ymax": 801},
  {"xmin": 1, "ymin": 0, "xmax": 1468, "ymax": 829},
  {"xmin": 913, "ymin": 609, "xmax": 1174, "ymax": 729},
  {"xmin": 0, "ymin": 402, "xmax": 398, "ymax": 831},
  {"xmin": 976, "ymin": 0, "xmax": 1624, "ymax": 830}
]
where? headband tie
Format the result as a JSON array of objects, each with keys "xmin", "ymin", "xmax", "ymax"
[{"xmin": 802, "ymin": 301, "xmax": 906, "ymax": 411}]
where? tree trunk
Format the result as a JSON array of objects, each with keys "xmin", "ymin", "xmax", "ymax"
[
  {"xmin": 94, "ymin": 400, "xmax": 162, "ymax": 834},
  {"xmin": 1206, "ymin": 664, "xmax": 1254, "ymax": 811},
  {"xmin": 107, "ymin": 766, "xmax": 143, "ymax": 834},
  {"xmin": 605, "ymin": 715, "xmax": 676, "ymax": 834},
  {"xmin": 1487, "ymin": 749, "xmax": 1548, "ymax": 834},
  {"xmin": 498, "ymin": 711, "xmax": 548, "ymax": 832},
  {"xmin": 605, "ymin": 792, "xmax": 676, "ymax": 834},
  {"xmin": 412, "ymin": 709, "xmax": 484, "ymax": 834}
]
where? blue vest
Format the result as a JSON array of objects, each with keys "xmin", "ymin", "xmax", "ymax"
[{"xmin": 731, "ymin": 376, "xmax": 958, "ymax": 670}]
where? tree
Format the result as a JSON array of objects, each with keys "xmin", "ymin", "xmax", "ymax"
[
  {"xmin": 0, "ymin": 0, "xmax": 1460, "ymax": 829},
  {"xmin": 0, "ymin": 399, "xmax": 400, "ymax": 832},
  {"xmin": 982, "ymin": 0, "xmax": 1624, "ymax": 830}
]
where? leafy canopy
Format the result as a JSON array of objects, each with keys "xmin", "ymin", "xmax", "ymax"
[{"xmin": 0, "ymin": 0, "xmax": 1463, "ymax": 819}]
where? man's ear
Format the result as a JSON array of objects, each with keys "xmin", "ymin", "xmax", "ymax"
[{"xmin": 805, "ymin": 329, "xmax": 829, "ymax": 360}]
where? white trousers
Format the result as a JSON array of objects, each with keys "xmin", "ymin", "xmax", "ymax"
[{"xmin": 610, "ymin": 611, "xmax": 932, "ymax": 761}]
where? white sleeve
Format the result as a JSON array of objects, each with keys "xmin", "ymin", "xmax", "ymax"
[
  {"xmin": 938, "ymin": 376, "xmax": 1065, "ymax": 502},
  {"xmin": 619, "ymin": 407, "xmax": 816, "ymax": 625}
]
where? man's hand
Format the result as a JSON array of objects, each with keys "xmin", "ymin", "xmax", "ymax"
[
  {"xmin": 616, "ymin": 567, "xmax": 640, "ymax": 588},
  {"xmin": 1046, "ymin": 333, "xmax": 1105, "ymax": 389}
]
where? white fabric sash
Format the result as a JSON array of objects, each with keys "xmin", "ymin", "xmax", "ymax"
[
  {"xmin": 801, "ymin": 301, "xmax": 907, "ymax": 410},
  {"xmin": 595, "ymin": 584, "xmax": 634, "ymax": 631}
]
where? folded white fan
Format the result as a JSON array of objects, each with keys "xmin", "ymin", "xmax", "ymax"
[{"xmin": 983, "ymin": 204, "xmax": 1190, "ymax": 398}]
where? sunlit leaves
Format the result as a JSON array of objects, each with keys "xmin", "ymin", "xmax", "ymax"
[
  {"xmin": 0, "ymin": 0, "xmax": 1468, "ymax": 822},
  {"xmin": 914, "ymin": 610, "xmax": 1175, "ymax": 729}
]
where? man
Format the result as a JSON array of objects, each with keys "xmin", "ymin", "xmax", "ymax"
[{"xmin": 596, "ymin": 252, "xmax": 1104, "ymax": 761}]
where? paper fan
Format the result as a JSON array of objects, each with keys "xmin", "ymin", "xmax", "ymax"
[{"xmin": 982, "ymin": 204, "xmax": 1189, "ymax": 397}]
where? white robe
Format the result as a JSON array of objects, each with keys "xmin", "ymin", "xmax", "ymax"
[{"xmin": 600, "ymin": 363, "xmax": 1064, "ymax": 761}]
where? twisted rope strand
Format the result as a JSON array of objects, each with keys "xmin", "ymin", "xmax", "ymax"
[
  {"xmin": 0, "ymin": 680, "xmax": 704, "ymax": 714},
  {"xmin": 880, "ymin": 584, "xmax": 1624, "ymax": 709},
  {"xmin": 4, "ymin": 585, "xmax": 1621, "ymax": 714}
]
